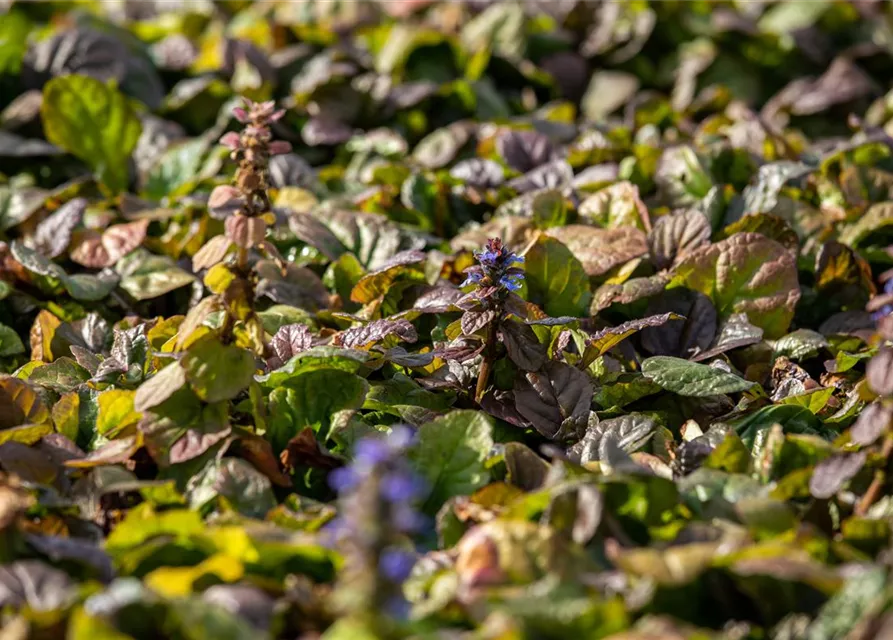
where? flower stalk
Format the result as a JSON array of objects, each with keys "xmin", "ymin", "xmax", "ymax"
[{"xmin": 458, "ymin": 238, "xmax": 525, "ymax": 403}]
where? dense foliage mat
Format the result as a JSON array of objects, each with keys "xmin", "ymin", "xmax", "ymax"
[{"xmin": 4, "ymin": 1, "xmax": 893, "ymax": 638}]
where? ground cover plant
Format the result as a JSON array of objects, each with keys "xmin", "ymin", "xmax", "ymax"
[{"xmin": 5, "ymin": 0, "xmax": 893, "ymax": 638}]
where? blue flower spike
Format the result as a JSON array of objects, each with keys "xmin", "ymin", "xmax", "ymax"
[{"xmin": 463, "ymin": 237, "xmax": 525, "ymax": 294}]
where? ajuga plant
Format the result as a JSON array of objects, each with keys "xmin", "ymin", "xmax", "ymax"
[
  {"xmin": 326, "ymin": 426, "xmax": 428, "ymax": 636},
  {"xmin": 188, "ymin": 98, "xmax": 292, "ymax": 356},
  {"xmin": 456, "ymin": 238, "xmax": 528, "ymax": 402},
  {"xmin": 133, "ymin": 100, "xmax": 293, "ymax": 449}
]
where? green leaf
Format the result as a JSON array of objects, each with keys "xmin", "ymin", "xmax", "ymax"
[
  {"xmin": 96, "ymin": 389, "xmax": 141, "ymax": 436},
  {"xmin": 0, "ymin": 10, "xmax": 31, "ymax": 75},
  {"xmin": 182, "ymin": 339, "xmax": 255, "ymax": 403},
  {"xmin": 578, "ymin": 181, "xmax": 651, "ymax": 232},
  {"xmin": 642, "ymin": 356, "xmax": 755, "ymax": 397},
  {"xmin": 105, "ymin": 503, "xmax": 205, "ymax": 552},
  {"xmin": 409, "ymin": 410, "xmax": 494, "ymax": 513},
  {"xmin": 116, "ymin": 249, "xmax": 195, "ymax": 300},
  {"xmin": 11, "ymin": 241, "xmax": 119, "ymax": 301},
  {"xmin": 267, "ymin": 369, "xmax": 369, "ymax": 450},
  {"xmin": 257, "ymin": 347, "xmax": 371, "ymax": 389},
  {"xmin": 730, "ymin": 405, "xmax": 826, "ymax": 455},
  {"xmin": 0, "ymin": 324, "xmax": 25, "ymax": 357},
  {"xmin": 669, "ymin": 232, "xmax": 800, "ymax": 339},
  {"xmin": 41, "ymin": 75, "xmax": 142, "ymax": 194},
  {"xmin": 187, "ymin": 457, "xmax": 276, "ymax": 519},
  {"xmin": 143, "ymin": 138, "xmax": 215, "ymax": 201},
  {"xmin": 27, "ymin": 358, "xmax": 91, "ymax": 394},
  {"xmin": 806, "ymin": 566, "xmax": 887, "ymax": 640},
  {"xmin": 63, "ymin": 271, "xmax": 119, "ymax": 301},
  {"xmin": 773, "ymin": 329, "xmax": 829, "ymax": 361},
  {"xmin": 654, "ymin": 145, "xmax": 714, "ymax": 208},
  {"xmin": 703, "ymin": 432, "xmax": 752, "ymax": 474},
  {"xmin": 134, "ymin": 362, "xmax": 188, "ymax": 412},
  {"xmin": 523, "ymin": 235, "xmax": 592, "ymax": 317},
  {"xmin": 461, "ymin": 2, "xmax": 525, "ymax": 62},
  {"xmin": 777, "ymin": 387, "xmax": 835, "ymax": 414}
]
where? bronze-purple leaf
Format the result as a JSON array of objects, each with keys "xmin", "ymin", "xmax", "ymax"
[
  {"xmin": 269, "ymin": 323, "xmax": 313, "ymax": 369},
  {"xmin": 336, "ymin": 318, "xmax": 418, "ymax": 349},
  {"xmin": 30, "ymin": 198, "xmax": 85, "ymax": 259},
  {"xmin": 648, "ymin": 209, "xmax": 711, "ymax": 271},
  {"xmin": 851, "ymin": 402, "xmax": 892, "ymax": 446},
  {"xmin": 496, "ymin": 129, "xmax": 554, "ymax": 173},
  {"xmin": 461, "ymin": 310, "xmax": 497, "ymax": 337},
  {"xmin": 500, "ymin": 320, "xmax": 547, "ymax": 371},
  {"xmin": 514, "ymin": 361, "xmax": 592, "ymax": 441},
  {"xmin": 867, "ymin": 348, "xmax": 893, "ymax": 397},
  {"xmin": 809, "ymin": 451, "xmax": 867, "ymax": 499}
]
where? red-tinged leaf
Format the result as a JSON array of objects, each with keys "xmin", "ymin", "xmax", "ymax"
[
  {"xmin": 237, "ymin": 433, "xmax": 292, "ymax": 487},
  {"xmin": 280, "ymin": 427, "xmax": 344, "ymax": 471},
  {"xmin": 70, "ymin": 220, "xmax": 149, "ymax": 268}
]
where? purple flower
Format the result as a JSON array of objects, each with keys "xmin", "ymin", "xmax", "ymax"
[
  {"xmin": 380, "ymin": 472, "xmax": 426, "ymax": 503},
  {"xmin": 872, "ymin": 278, "xmax": 893, "ymax": 321},
  {"xmin": 387, "ymin": 425, "xmax": 416, "ymax": 451},
  {"xmin": 384, "ymin": 596, "xmax": 412, "ymax": 620},
  {"xmin": 461, "ymin": 270, "xmax": 484, "ymax": 287},
  {"xmin": 393, "ymin": 504, "xmax": 428, "ymax": 534},
  {"xmin": 463, "ymin": 237, "xmax": 525, "ymax": 294},
  {"xmin": 328, "ymin": 466, "xmax": 358, "ymax": 492},
  {"xmin": 475, "ymin": 248, "xmax": 501, "ymax": 267},
  {"xmin": 379, "ymin": 548, "xmax": 416, "ymax": 582},
  {"xmin": 499, "ymin": 273, "xmax": 523, "ymax": 291},
  {"xmin": 354, "ymin": 438, "xmax": 392, "ymax": 467}
]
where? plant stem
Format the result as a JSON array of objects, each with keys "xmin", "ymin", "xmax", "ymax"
[
  {"xmin": 475, "ymin": 322, "xmax": 497, "ymax": 404},
  {"xmin": 855, "ymin": 434, "xmax": 893, "ymax": 516},
  {"xmin": 236, "ymin": 246, "xmax": 249, "ymax": 275}
]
